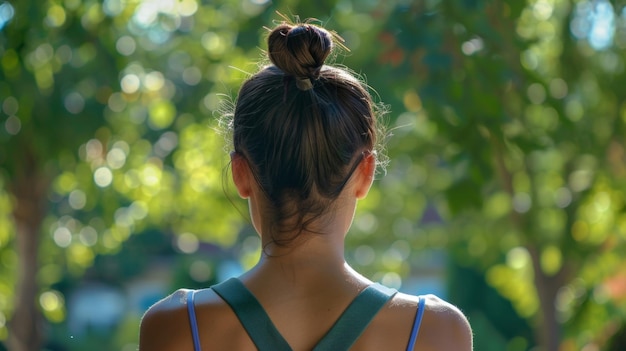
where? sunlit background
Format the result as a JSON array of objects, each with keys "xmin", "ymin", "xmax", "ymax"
[{"xmin": 1, "ymin": 0, "xmax": 626, "ymax": 350}]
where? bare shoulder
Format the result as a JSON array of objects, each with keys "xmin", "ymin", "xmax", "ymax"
[
  {"xmin": 139, "ymin": 289, "xmax": 196, "ymax": 351},
  {"xmin": 393, "ymin": 293, "xmax": 473, "ymax": 351},
  {"xmin": 144, "ymin": 288, "xmax": 190, "ymax": 315},
  {"xmin": 357, "ymin": 291, "xmax": 471, "ymax": 351},
  {"xmin": 140, "ymin": 287, "xmax": 250, "ymax": 351}
]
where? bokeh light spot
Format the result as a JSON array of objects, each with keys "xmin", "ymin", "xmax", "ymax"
[
  {"xmin": 4, "ymin": 116, "xmax": 21, "ymax": 135},
  {"xmin": 532, "ymin": 0, "xmax": 553, "ymax": 21},
  {"xmin": 108, "ymin": 92, "xmax": 127, "ymax": 112},
  {"xmin": 189, "ymin": 260, "xmax": 212, "ymax": 282},
  {"xmin": 149, "ymin": 100, "xmax": 176, "ymax": 129},
  {"xmin": 53, "ymin": 227, "xmax": 72, "ymax": 248},
  {"xmin": 403, "ymin": 90, "xmax": 422, "ymax": 112},
  {"xmin": 121, "ymin": 74, "xmax": 141, "ymax": 94},
  {"xmin": 549, "ymin": 78, "xmax": 568, "ymax": 99},
  {"xmin": 0, "ymin": 2, "xmax": 15, "ymax": 30},
  {"xmin": 129, "ymin": 201, "xmax": 149, "ymax": 220},
  {"xmin": 107, "ymin": 148, "xmax": 127, "ymax": 169},
  {"xmin": 40, "ymin": 291, "xmax": 62, "ymax": 311},
  {"xmin": 68, "ymin": 190, "xmax": 87, "ymax": 210},
  {"xmin": 179, "ymin": 0, "xmax": 198, "ymax": 16},
  {"xmin": 554, "ymin": 187, "xmax": 572, "ymax": 208},
  {"xmin": 513, "ymin": 193, "xmax": 532, "ymax": 213},
  {"xmin": 94, "ymin": 167, "xmax": 113, "ymax": 187},
  {"xmin": 177, "ymin": 232, "xmax": 199, "ymax": 254},
  {"xmin": 541, "ymin": 245, "xmax": 562, "ymax": 276},
  {"xmin": 46, "ymin": 5, "xmax": 66, "ymax": 27},
  {"xmin": 116, "ymin": 36, "xmax": 137, "ymax": 56},
  {"xmin": 527, "ymin": 83, "xmax": 546, "ymax": 104},
  {"xmin": 103, "ymin": 0, "xmax": 125, "ymax": 17},
  {"xmin": 2, "ymin": 96, "xmax": 18, "ymax": 115},
  {"xmin": 85, "ymin": 139, "xmax": 103, "ymax": 162},
  {"xmin": 201, "ymin": 32, "xmax": 225, "ymax": 56},
  {"xmin": 79, "ymin": 226, "xmax": 98, "ymax": 247},
  {"xmin": 144, "ymin": 71, "xmax": 165, "ymax": 91},
  {"xmin": 380, "ymin": 272, "xmax": 402, "ymax": 289},
  {"xmin": 507, "ymin": 247, "xmax": 530, "ymax": 270},
  {"xmin": 461, "ymin": 37, "xmax": 484, "ymax": 55},
  {"xmin": 182, "ymin": 66, "xmax": 202, "ymax": 86},
  {"xmin": 64, "ymin": 92, "xmax": 85, "ymax": 114}
]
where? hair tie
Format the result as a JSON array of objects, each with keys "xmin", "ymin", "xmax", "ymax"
[{"xmin": 295, "ymin": 77, "xmax": 313, "ymax": 91}]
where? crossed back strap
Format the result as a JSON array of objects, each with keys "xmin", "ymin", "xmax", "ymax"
[{"xmin": 211, "ymin": 278, "xmax": 397, "ymax": 351}]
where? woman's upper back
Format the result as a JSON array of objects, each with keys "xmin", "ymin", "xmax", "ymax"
[{"xmin": 139, "ymin": 279, "xmax": 472, "ymax": 351}]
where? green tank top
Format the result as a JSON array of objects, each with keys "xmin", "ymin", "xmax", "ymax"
[{"xmin": 209, "ymin": 278, "xmax": 398, "ymax": 351}]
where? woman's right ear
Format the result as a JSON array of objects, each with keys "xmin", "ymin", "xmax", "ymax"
[{"xmin": 231, "ymin": 152, "xmax": 251, "ymax": 199}]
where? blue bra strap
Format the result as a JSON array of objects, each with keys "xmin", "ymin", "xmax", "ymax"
[
  {"xmin": 186, "ymin": 290, "xmax": 202, "ymax": 351},
  {"xmin": 406, "ymin": 296, "xmax": 426, "ymax": 351}
]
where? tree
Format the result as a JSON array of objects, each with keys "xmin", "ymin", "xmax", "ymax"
[
  {"xmin": 0, "ymin": 0, "xmax": 390, "ymax": 349},
  {"xmin": 352, "ymin": 0, "xmax": 626, "ymax": 349},
  {"xmin": 1, "ymin": 0, "xmax": 118, "ymax": 348},
  {"xmin": 0, "ymin": 0, "xmax": 251, "ymax": 348},
  {"xmin": 2, "ymin": 0, "xmax": 626, "ymax": 350}
]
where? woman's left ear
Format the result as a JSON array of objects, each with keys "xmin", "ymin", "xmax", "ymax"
[
  {"xmin": 231, "ymin": 152, "xmax": 252, "ymax": 199},
  {"xmin": 355, "ymin": 152, "xmax": 376, "ymax": 199}
]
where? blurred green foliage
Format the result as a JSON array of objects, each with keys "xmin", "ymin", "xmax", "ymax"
[{"xmin": 1, "ymin": 0, "xmax": 626, "ymax": 350}]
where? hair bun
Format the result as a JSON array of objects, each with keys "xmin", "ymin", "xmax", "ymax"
[{"xmin": 267, "ymin": 23, "xmax": 333, "ymax": 80}]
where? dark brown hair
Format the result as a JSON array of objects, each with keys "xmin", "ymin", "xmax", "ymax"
[{"xmin": 228, "ymin": 20, "xmax": 386, "ymax": 247}]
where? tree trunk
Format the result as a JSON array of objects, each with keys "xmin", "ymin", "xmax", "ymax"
[
  {"xmin": 7, "ymin": 150, "xmax": 48, "ymax": 351},
  {"xmin": 528, "ymin": 245, "xmax": 564, "ymax": 351}
]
